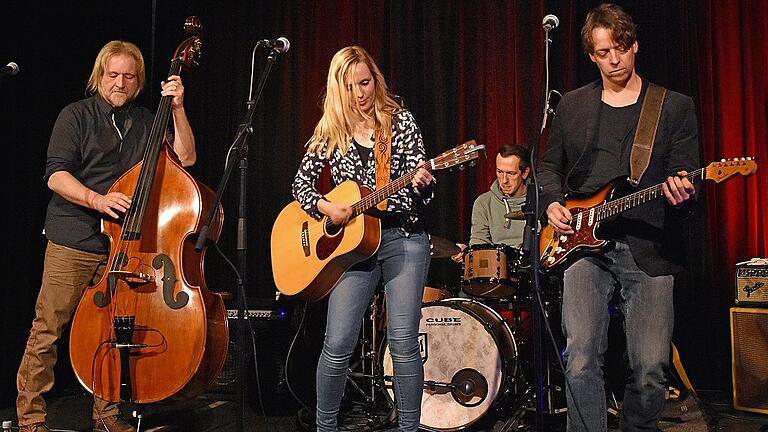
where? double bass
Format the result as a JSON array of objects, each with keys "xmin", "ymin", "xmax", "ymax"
[{"xmin": 69, "ymin": 17, "xmax": 228, "ymax": 403}]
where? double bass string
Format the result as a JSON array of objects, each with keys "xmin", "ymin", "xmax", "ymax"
[{"xmin": 110, "ymin": 57, "xmax": 183, "ymax": 320}]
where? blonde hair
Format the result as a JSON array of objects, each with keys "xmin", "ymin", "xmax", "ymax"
[
  {"xmin": 308, "ymin": 46, "xmax": 401, "ymax": 157},
  {"xmin": 86, "ymin": 40, "xmax": 146, "ymax": 102}
]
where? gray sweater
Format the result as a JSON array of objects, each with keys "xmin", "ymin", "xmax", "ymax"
[{"xmin": 469, "ymin": 180, "xmax": 526, "ymax": 248}]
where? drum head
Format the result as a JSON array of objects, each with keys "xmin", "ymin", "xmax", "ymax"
[{"xmin": 381, "ymin": 299, "xmax": 516, "ymax": 431}]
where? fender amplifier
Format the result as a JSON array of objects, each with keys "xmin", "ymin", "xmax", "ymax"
[
  {"xmin": 735, "ymin": 264, "xmax": 768, "ymax": 305},
  {"xmin": 731, "ymin": 307, "xmax": 768, "ymax": 414}
]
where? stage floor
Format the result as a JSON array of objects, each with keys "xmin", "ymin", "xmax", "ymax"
[{"xmin": 1, "ymin": 389, "xmax": 766, "ymax": 432}]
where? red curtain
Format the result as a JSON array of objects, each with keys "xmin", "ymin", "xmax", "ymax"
[
  {"xmin": 698, "ymin": 0, "xmax": 768, "ymax": 293},
  {"xmin": 262, "ymin": 1, "xmax": 549, "ymax": 244}
]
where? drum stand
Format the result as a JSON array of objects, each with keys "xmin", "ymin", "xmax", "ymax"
[
  {"xmin": 342, "ymin": 291, "xmax": 396, "ymax": 430},
  {"xmin": 506, "ymin": 289, "xmax": 567, "ymax": 422}
]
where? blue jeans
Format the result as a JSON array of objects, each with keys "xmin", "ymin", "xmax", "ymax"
[
  {"xmin": 315, "ymin": 228, "xmax": 430, "ymax": 432},
  {"xmin": 561, "ymin": 240, "xmax": 673, "ymax": 432}
]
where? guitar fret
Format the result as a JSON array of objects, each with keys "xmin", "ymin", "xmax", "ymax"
[
  {"xmin": 591, "ymin": 168, "xmax": 707, "ymax": 223},
  {"xmin": 352, "ymin": 170, "xmax": 418, "ymax": 217}
]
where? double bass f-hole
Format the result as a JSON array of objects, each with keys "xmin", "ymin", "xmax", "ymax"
[{"xmin": 153, "ymin": 254, "xmax": 186, "ymax": 309}]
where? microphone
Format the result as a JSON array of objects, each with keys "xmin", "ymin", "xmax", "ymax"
[
  {"xmin": 256, "ymin": 37, "xmax": 291, "ymax": 54},
  {"xmin": 0, "ymin": 62, "xmax": 19, "ymax": 78},
  {"xmin": 542, "ymin": 14, "xmax": 560, "ymax": 32},
  {"xmin": 458, "ymin": 380, "xmax": 475, "ymax": 396}
]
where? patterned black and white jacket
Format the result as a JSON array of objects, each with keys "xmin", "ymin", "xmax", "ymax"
[{"xmin": 292, "ymin": 109, "xmax": 433, "ymax": 231}]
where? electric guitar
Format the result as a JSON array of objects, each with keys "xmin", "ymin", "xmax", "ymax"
[
  {"xmin": 271, "ymin": 140, "xmax": 484, "ymax": 302},
  {"xmin": 539, "ymin": 158, "xmax": 758, "ymax": 270}
]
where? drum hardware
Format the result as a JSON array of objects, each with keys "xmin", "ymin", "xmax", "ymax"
[
  {"xmin": 383, "ymin": 369, "xmax": 490, "ymax": 407},
  {"xmin": 342, "ymin": 290, "xmax": 396, "ymax": 430},
  {"xmin": 380, "ymin": 376, "xmax": 455, "ymax": 391}
]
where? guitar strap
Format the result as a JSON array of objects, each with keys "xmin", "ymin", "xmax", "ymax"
[
  {"xmin": 373, "ymin": 126, "xmax": 392, "ymax": 211},
  {"xmin": 628, "ymin": 83, "xmax": 666, "ymax": 186}
]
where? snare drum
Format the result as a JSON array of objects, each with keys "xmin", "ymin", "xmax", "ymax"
[
  {"xmin": 462, "ymin": 244, "xmax": 521, "ymax": 298},
  {"xmin": 381, "ymin": 298, "xmax": 517, "ymax": 431}
]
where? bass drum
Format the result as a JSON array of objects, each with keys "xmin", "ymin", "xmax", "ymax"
[{"xmin": 381, "ymin": 298, "xmax": 517, "ymax": 431}]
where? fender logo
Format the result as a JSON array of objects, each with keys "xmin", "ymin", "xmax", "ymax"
[{"xmin": 744, "ymin": 281, "xmax": 765, "ymax": 298}]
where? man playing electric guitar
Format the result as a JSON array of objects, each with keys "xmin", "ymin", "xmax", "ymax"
[{"xmin": 537, "ymin": 4, "xmax": 698, "ymax": 432}]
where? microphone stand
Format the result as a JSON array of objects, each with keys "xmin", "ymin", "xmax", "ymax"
[
  {"xmin": 522, "ymin": 23, "xmax": 555, "ymax": 432},
  {"xmin": 194, "ymin": 45, "xmax": 283, "ymax": 432}
]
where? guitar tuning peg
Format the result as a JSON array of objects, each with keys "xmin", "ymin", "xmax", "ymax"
[
  {"xmin": 469, "ymin": 160, "xmax": 476, "ymax": 167},
  {"xmin": 459, "ymin": 164, "xmax": 465, "ymax": 171},
  {"xmin": 720, "ymin": 158, "xmax": 726, "ymax": 162}
]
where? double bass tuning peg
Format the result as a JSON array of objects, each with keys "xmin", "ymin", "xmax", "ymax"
[{"xmin": 184, "ymin": 16, "xmax": 203, "ymax": 35}]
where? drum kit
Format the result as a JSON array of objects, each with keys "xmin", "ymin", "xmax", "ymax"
[{"xmin": 345, "ymin": 234, "xmax": 567, "ymax": 431}]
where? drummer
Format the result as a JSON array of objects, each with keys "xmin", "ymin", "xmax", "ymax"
[{"xmin": 453, "ymin": 144, "xmax": 530, "ymax": 261}]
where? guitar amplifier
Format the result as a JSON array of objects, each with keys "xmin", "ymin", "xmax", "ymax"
[
  {"xmin": 731, "ymin": 307, "xmax": 768, "ymax": 414},
  {"xmin": 226, "ymin": 308, "xmax": 285, "ymax": 320},
  {"xmin": 211, "ymin": 307, "xmax": 288, "ymax": 394},
  {"xmin": 735, "ymin": 264, "xmax": 768, "ymax": 306}
]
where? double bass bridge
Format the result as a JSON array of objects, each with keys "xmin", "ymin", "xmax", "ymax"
[
  {"xmin": 109, "ymin": 270, "xmax": 154, "ymax": 285},
  {"xmin": 93, "ymin": 254, "xmax": 188, "ymax": 310}
]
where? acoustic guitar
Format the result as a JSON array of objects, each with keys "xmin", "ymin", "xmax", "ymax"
[
  {"xmin": 271, "ymin": 140, "xmax": 484, "ymax": 302},
  {"xmin": 539, "ymin": 157, "xmax": 757, "ymax": 270}
]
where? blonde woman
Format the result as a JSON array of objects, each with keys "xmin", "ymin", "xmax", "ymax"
[{"xmin": 292, "ymin": 46, "xmax": 433, "ymax": 431}]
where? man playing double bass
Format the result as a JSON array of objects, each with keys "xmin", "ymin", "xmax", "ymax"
[{"xmin": 16, "ymin": 40, "xmax": 195, "ymax": 432}]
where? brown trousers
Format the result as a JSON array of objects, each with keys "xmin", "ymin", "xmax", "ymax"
[{"xmin": 16, "ymin": 241, "xmax": 119, "ymax": 426}]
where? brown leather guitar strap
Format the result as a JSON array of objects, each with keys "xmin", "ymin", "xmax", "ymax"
[
  {"xmin": 373, "ymin": 126, "xmax": 392, "ymax": 211},
  {"xmin": 628, "ymin": 83, "xmax": 666, "ymax": 186}
]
